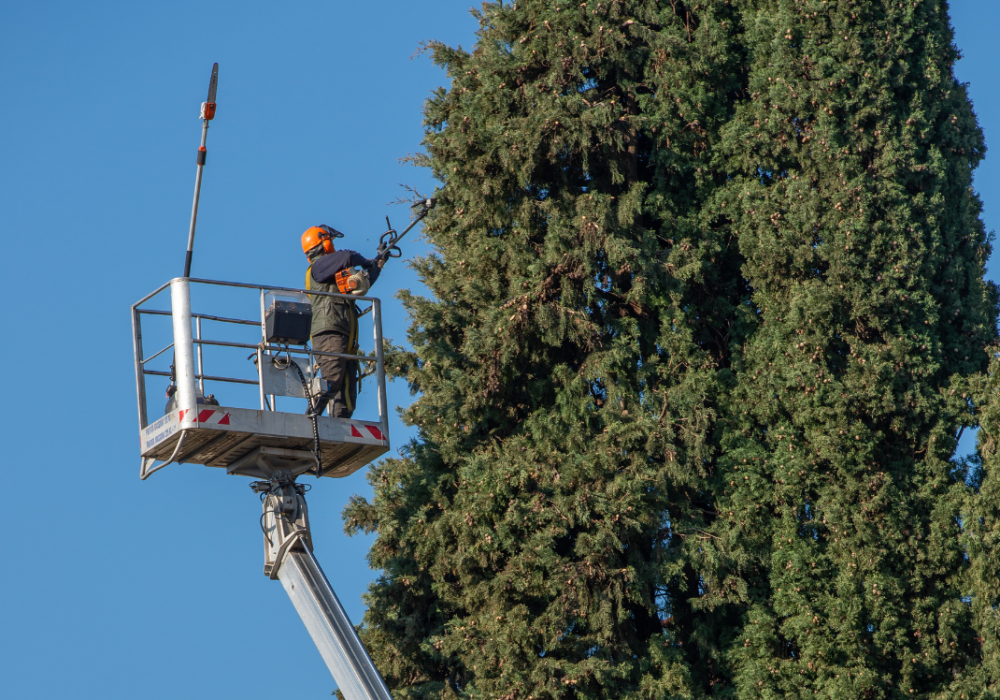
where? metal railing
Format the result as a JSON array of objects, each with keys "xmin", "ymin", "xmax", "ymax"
[{"xmin": 131, "ymin": 277, "xmax": 388, "ymax": 441}]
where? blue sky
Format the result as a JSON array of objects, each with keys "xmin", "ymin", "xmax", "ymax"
[{"xmin": 0, "ymin": 1, "xmax": 996, "ymax": 698}]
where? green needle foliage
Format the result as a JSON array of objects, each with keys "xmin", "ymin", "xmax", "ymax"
[
  {"xmin": 342, "ymin": 1, "xmax": 1000, "ymax": 698},
  {"xmin": 709, "ymin": 1, "xmax": 998, "ymax": 698}
]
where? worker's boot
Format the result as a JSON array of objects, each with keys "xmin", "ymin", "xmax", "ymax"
[{"xmin": 307, "ymin": 393, "xmax": 330, "ymax": 418}]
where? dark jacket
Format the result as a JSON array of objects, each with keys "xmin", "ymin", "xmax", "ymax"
[{"xmin": 305, "ymin": 249, "xmax": 380, "ymax": 343}]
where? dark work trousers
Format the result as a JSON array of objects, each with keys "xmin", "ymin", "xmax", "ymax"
[{"xmin": 313, "ymin": 332, "xmax": 357, "ymax": 418}]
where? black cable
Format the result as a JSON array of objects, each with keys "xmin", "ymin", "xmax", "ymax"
[
  {"xmin": 261, "ymin": 509, "xmax": 278, "ymax": 542},
  {"xmin": 272, "ymin": 353, "xmax": 323, "ymax": 476}
]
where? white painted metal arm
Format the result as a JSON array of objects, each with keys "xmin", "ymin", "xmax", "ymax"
[
  {"xmin": 257, "ymin": 480, "xmax": 392, "ymax": 700},
  {"xmin": 280, "ymin": 550, "xmax": 393, "ymax": 700}
]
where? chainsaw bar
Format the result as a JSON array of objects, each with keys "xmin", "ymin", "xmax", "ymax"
[{"xmin": 207, "ymin": 63, "xmax": 219, "ymax": 104}]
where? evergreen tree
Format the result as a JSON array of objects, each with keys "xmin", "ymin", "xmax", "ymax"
[
  {"xmin": 343, "ymin": 1, "xmax": 1000, "ymax": 698},
  {"xmin": 345, "ymin": 1, "xmax": 745, "ymax": 697},
  {"xmin": 962, "ymin": 362, "xmax": 1000, "ymax": 695},
  {"xmin": 710, "ymin": 0, "xmax": 997, "ymax": 697}
]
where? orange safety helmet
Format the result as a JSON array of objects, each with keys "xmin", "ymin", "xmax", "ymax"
[{"xmin": 301, "ymin": 225, "xmax": 344, "ymax": 256}]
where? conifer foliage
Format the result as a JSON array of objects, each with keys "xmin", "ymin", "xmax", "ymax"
[
  {"xmin": 343, "ymin": 1, "xmax": 999, "ymax": 698},
  {"xmin": 710, "ymin": 1, "xmax": 997, "ymax": 698}
]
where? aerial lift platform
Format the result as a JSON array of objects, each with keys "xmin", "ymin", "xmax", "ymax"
[
  {"xmin": 132, "ymin": 276, "xmax": 394, "ymax": 700},
  {"xmin": 134, "ymin": 277, "xmax": 390, "ymax": 480}
]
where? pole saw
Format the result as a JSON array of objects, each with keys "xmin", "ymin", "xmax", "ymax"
[
  {"xmin": 169, "ymin": 63, "xmax": 218, "ymax": 404},
  {"xmin": 183, "ymin": 63, "xmax": 219, "ymax": 278},
  {"xmin": 375, "ymin": 197, "xmax": 435, "ymax": 264}
]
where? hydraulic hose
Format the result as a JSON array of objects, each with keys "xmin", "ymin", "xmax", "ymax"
[{"xmin": 273, "ymin": 353, "xmax": 323, "ymax": 476}]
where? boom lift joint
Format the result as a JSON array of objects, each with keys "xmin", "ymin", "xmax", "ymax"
[{"xmin": 252, "ymin": 476, "xmax": 313, "ymax": 580}]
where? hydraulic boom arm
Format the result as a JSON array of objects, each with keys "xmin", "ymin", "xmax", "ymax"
[{"xmin": 253, "ymin": 478, "xmax": 392, "ymax": 700}]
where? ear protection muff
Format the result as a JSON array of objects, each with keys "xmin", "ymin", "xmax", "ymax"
[
  {"xmin": 302, "ymin": 225, "xmax": 346, "ymax": 256},
  {"xmin": 319, "ymin": 224, "xmax": 344, "ymax": 253},
  {"xmin": 318, "ymin": 225, "xmax": 344, "ymax": 254},
  {"xmin": 319, "ymin": 231, "xmax": 334, "ymax": 255}
]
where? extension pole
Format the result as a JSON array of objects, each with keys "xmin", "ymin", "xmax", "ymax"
[{"xmin": 183, "ymin": 63, "xmax": 218, "ymax": 278}]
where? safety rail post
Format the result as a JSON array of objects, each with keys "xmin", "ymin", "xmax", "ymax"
[
  {"xmin": 196, "ymin": 317, "xmax": 205, "ymax": 393},
  {"xmin": 132, "ymin": 305, "xmax": 148, "ymax": 431},
  {"xmin": 258, "ymin": 346, "xmax": 267, "ymax": 410},
  {"xmin": 259, "ymin": 288, "xmax": 276, "ymax": 411},
  {"xmin": 170, "ymin": 278, "xmax": 198, "ymax": 417},
  {"xmin": 372, "ymin": 299, "xmax": 389, "ymax": 441}
]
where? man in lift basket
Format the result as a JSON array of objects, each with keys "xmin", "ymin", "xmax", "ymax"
[{"xmin": 301, "ymin": 225, "xmax": 384, "ymax": 419}]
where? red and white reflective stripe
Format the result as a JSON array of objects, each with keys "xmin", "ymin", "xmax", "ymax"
[
  {"xmin": 178, "ymin": 408, "xmax": 231, "ymax": 425},
  {"xmin": 350, "ymin": 424, "xmax": 385, "ymax": 440}
]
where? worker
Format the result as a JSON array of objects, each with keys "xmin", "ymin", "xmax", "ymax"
[{"xmin": 301, "ymin": 225, "xmax": 384, "ymax": 418}]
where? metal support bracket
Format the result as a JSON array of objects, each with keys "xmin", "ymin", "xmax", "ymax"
[
  {"xmin": 230, "ymin": 446, "xmax": 316, "ymax": 480},
  {"xmin": 254, "ymin": 479, "xmax": 313, "ymax": 580}
]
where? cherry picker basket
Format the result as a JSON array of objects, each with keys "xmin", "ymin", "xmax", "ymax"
[{"xmin": 131, "ymin": 277, "xmax": 390, "ymax": 480}]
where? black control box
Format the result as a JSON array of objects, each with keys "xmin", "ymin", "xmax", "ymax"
[{"xmin": 264, "ymin": 296, "xmax": 312, "ymax": 345}]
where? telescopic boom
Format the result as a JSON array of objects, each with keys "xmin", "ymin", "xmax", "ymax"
[{"xmin": 255, "ymin": 478, "xmax": 393, "ymax": 700}]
